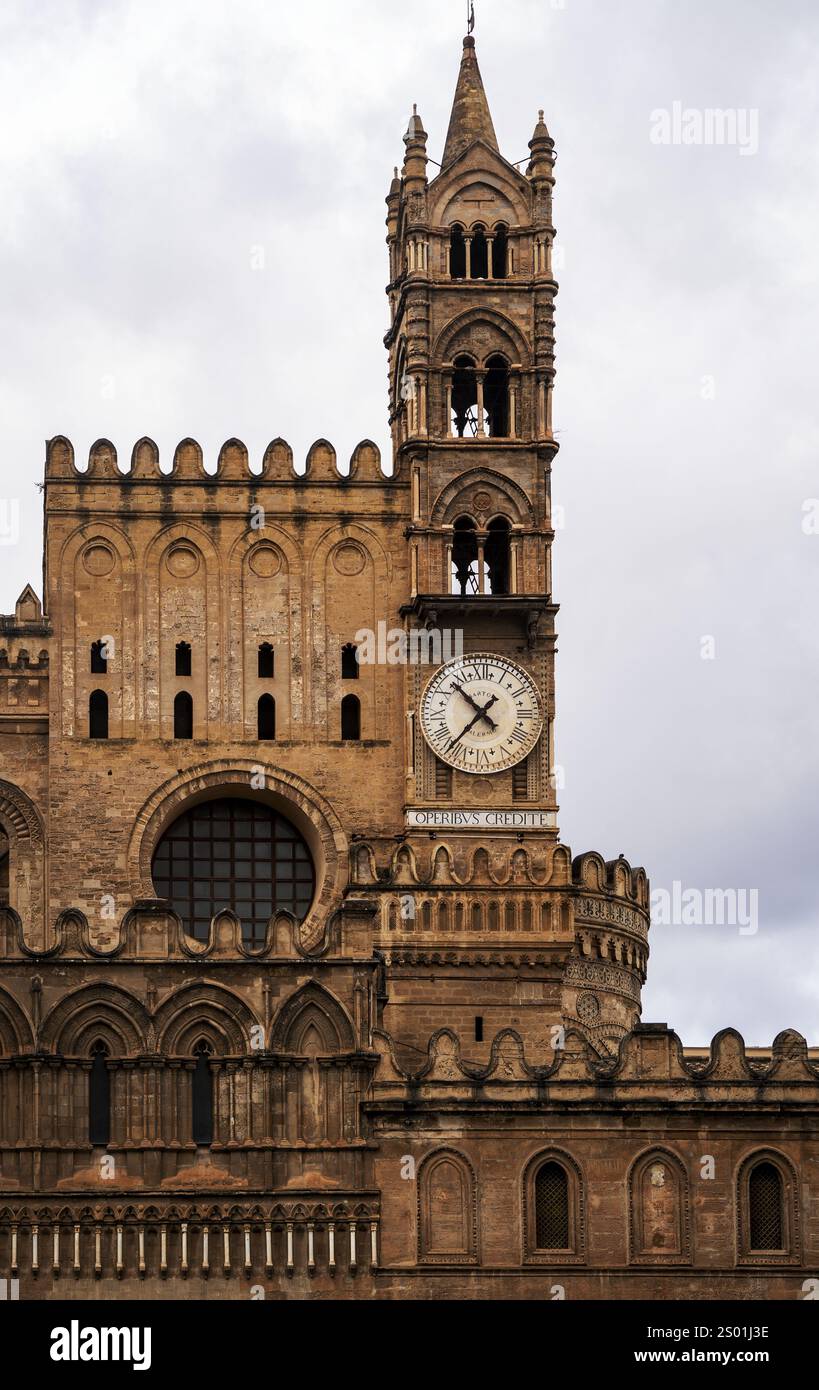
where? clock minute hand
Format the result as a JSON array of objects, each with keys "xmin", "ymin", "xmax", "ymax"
[
  {"xmin": 452, "ymin": 680, "xmax": 498, "ymax": 732},
  {"xmin": 446, "ymin": 694, "xmax": 499, "ymax": 751}
]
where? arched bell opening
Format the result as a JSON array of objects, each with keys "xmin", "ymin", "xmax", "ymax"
[
  {"xmin": 451, "ymin": 516, "xmax": 480, "ymax": 596},
  {"xmin": 485, "ymin": 517, "xmax": 511, "ymax": 595}
]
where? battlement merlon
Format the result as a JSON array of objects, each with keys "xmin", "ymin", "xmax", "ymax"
[{"xmin": 43, "ymin": 435, "xmax": 406, "ymax": 490}]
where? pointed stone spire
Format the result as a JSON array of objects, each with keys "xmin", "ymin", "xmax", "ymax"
[
  {"xmin": 527, "ymin": 108, "xmax": 555, "ymax": 180},
  {"xmin": 402, "ymin": 104, "xmax": 428, "ymax": 196},
  {"xmin": 441, "ymin": 35, "xmax": 499, "ymax": 169}
]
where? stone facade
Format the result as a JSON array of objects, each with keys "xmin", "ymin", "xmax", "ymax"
[{"xmin": 0, "ymin": 35, "xmax": 816, "ymax": 1301}]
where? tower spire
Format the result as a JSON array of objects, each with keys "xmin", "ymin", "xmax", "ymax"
[{"xmin": 441, "ymin": 32, "xmax": 498, "ymax": 169}]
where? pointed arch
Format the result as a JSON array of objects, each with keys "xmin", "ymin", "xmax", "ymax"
[
  {"xmin": 430, "ymin": 467, "xmax": 535, "ymax": 528},
  {"xmin": 270, "ymin": 982, "xmax": 356, "ymax": 1054},
  {"xmin": 153, "ymin": 983, "xmax": 259, "ymax": 1057},
  {"xmin": 0, "ymin": 985, "xmax": 35, "ymax": 1054},
  {"xmin": 39, "ymin": 983, "xmax": 149, "ymax": 1056}
]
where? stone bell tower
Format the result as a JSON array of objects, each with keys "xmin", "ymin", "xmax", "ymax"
[
  {"xmin": 386, "ymin": 34, "xmax": 560, "ymax": 823},
  {"xmin": 364, "ymin": 33, "xmax": 651, "ymax": 1064}
]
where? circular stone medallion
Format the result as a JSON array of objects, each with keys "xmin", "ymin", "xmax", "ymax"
[
  {"xmin": 166, "ymin": 545, "xmax": 200, "ymax": 578},
  {"xmin": 82, "ymin": 544, "xmax": 116, "ymax": 577}
]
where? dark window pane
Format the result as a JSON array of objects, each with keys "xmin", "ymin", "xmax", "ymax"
[{"xmin": 151, "ymin": 796, "xmax": 315, "ymax": 945}]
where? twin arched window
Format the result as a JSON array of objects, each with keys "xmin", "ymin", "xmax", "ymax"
[
  {"xmin": 451, "ymin": 515, "xmax": 511, "ymax": 596},
  {"xmin": 450, "ymin": 354, "xmax": 510, "ymax": 438}
]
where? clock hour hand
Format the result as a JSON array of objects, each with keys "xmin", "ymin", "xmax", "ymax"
[
  {"xmin": 451, "ymin": 680, "xmax": 498, "ymax": 732},
  {"xmin": 447, "ymin": 694, "xmax": 499, "ymax": 751}
]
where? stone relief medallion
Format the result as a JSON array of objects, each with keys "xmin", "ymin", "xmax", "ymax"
[
  {"xmin": 576, "ymin": 991, "xmax": 600, "ymax": 1023},
  {"xmin": 248, "ymin": 544, "xmax": 282, "ymax": 578},
  {"xmin": 472, "ymin": 490, "xmax": 492, "ymax": 516},
  {"xmin": 82, "ymin": 543, "xmax": 115, "ymax": 577},
  {"xmin": 333, "ymin": 543, "xmax": 366, "ymax": 576},
  {"xmin": 165, "ymin": 545, "xmax": 200, "ymax": 578},
  {"xmin": 650, "ymin": 1163, "xmax": 667, "ymax": 1187}
]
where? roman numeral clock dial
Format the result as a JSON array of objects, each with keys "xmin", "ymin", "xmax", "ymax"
[{"xmin": 420, "ymin": 653, "xmax": 543, "ymax": 775}]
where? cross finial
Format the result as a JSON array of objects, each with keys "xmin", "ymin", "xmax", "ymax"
[{"xmin": 467, "ymin": 2, "xmax": 475, "ymax": 36}]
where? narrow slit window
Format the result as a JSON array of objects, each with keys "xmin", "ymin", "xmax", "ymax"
[
  {"xmin": 175, "ymin": 642, "xmax": 192, "ymax": 677},
  {"xmin": 174, "ymin": 691, "xmax": 193, "ymax": 740},
  {"xmin": 90, "ymin": 639, "xmax": 107, "ymax": 674},
  {"xmin": 341, "ymin": 643, "xmax": 360, "ymax": 679},
  {"xmin": 258, "ymin": 643, "xmax": 274, "ymax": 678},
  {"xmin": 341, "ymin": 694, "xmax": 361, "ymax": 741},
  {"xmin": 257, "ymin": 694, "xmax": 276, "ymax": 740},
  {"xmin": 88, "ymin": 1041, "xmax": 111, "ymax": 1146},
  {"xmin": 89, "ymin": 689, "xmax": 109, "ymax": 739},
  {"xmin": 192, "ymin": 1042, "xmax": 214, "ymax": 1146}
]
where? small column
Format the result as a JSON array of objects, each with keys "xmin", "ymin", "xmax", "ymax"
[
  {"xmin": 202, "ymin": 1226, "xmax": 210, "ymax": 1277},
  {"xmin": 264, "ymin": 1222, "xmax": 273, "ymax": 1274},
  {"xmin": 510, "ymin": 540, "xmax": 520, "ymax": 595},
  {"xmin": 486, "ymin": 235, "xmax": 494, "ymax": 279},
  {"xmin": 138, "ymin": 1225, "xmax": 146, "ymax": 1277},
  {"xmin": 160, "ymin": 1223, "xmax": 168, "ymax": 1277},
  {"xmin": 211, "ymin": 1063, "xmax": 222, "ymax": 1144},
  {"xmin": 475, "ymin": 372, "xmax": 486, "ymax": 436},
  {"xmin": 370, "ymin": 1221, "xmax": 378, "ymax": 1270},
  {"xmin": 31, "ymin": 1224, "xmax": 39, "ymax": 1277},
  {"xmin": 477, "ymin": 540, "xmax": 487, "ymax": 594},
  {"xmin": 180, "ymin": 1222, "xmax": 189, "ymax": 1277},
  {"xmin": 509, "ymin": 380, "xmax": 518, "ymax": 439},
  {"xmin": 52, "ymin": 1224, "xmax": 60, "ymax": 1275},
  {"xmin": 328, "ymin": 1222, "xmax": 336, "ymax": 1276},
  {"xmin": 94, "ymin": 1224, "xmax": 102, "ymax": 1278},
  {"xmin": 307, "ymin": 1222, "xmax": 315, "ymax": 1276},
  {"xmin": 419, "ymin": 377, "xmax": 427, "ymax": 435},
  {"xmin": 222, "ymin": 1225, "xmax": 231, "ymax": 1275},
  {"xmin": 73, "ymin": 1223, "xmax": 81, "ymax": 1276},
  {"xmin": 464, "ymin": 235, "xmax": 472, "ymax": 279},
  {"xmin": 444, "ymin": 373, "xmax": 454, "ymax": 437},
  {"xmin": 10, "ymin": 1224, "xmax": 17, "ymax": 1276},
  {"xmin": 537, "ymin": 378, "xmax": 546, "ymax": 438},
  {"xmin": 116, "ymin": 1225, "xmax": 124, "ymax": 1279},
  {"xmin": 286, "ymin": 1221, "xmax": 294, "ymax": 1276},
  {"xmin": 545, "ymin": 379, "xmax": 553, "ymax": 436},
  {"xmin": 445, "ymin": 541, "xmax": 453, "ymax": 594},
  {"xmin": 349, "ymin": 1223, "xmax": 357, "ymax": 1273}
]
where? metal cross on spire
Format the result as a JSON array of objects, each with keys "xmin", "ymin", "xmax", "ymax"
[{"xmin": 467, "ymin": 2, "xmax": 475, "ymax": 36}]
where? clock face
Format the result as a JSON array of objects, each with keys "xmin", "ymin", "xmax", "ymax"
[{"xmin": 420, "ymin": 652, "xmax": 543, "ymax": 775}]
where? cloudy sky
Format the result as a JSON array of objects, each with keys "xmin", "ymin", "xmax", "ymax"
[{"xmin": 1, "ymin": 0, "xmax": 817, "ymax": 1046}]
